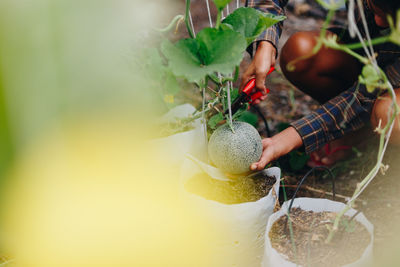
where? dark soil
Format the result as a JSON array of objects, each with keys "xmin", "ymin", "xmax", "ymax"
[
  {"xmin": 185, "ymin": 173, "xmax": 275, "ymax": 204},
  {"xmin": 269, "ymin": 207, "xmax": 371, "ymax": 267},
  {"xmin": 156, "ymin": 120, "xmax": 195, "ymax": 138}
]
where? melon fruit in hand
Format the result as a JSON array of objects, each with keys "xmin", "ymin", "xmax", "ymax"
[{"xmin": 208, "ymin": 121, "xmax": 263, "ymax": 174}]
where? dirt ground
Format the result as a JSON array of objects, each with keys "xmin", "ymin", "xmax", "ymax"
[{"xmin": 179, "ymin": 0, "xmax": 400, "ymax": 265}]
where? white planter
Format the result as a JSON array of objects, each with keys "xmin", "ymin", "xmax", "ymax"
[
  {"xmin": 263, "ymin": 198, "xmax": 374, "ymax": 267},
  {"xmin": 150, "ymin": 104, "xmax": 207, "ymax": 170},
  {"xmin": 181, "ymin": 157, "xmax": 281, "ymax": 267}
]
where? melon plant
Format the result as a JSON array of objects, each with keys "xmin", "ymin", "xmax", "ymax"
[
  {"xmin": 136, "ymin": 0, "xmax": 285, "ymax": 131},
  {"xmin": 208, "ymin": 121, "xmax": 262, "ymax": 174}
]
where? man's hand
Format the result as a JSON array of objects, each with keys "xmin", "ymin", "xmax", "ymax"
[
  {"xmin": 251, "ymin": 127, "xmax": 303, "ymax": 171},
  {"xmin": 240, "ymin": 41, "xmax": 276, "ymax": 105}
]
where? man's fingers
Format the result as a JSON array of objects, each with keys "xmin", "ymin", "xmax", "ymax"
[
  {"xmin": 250, "ymin": 163, "xmax": 258, "ymax": 171},
  {"xmin": 254, "ymin": 49, "xmax": 273, "ymax": 92},
  {"xmin": 262, "ymin": 138, "xmax": 272, "ymax": 148},
  {"xmin": 255, "ymin": 150, "xmax": 274, "ymax": 170},
  {"xmin": 255, "ymin": 70, "xmax": 268, "ymax": 93},
  {"xmin": 253, "ymin": 95, "xmax": 268, "ymax": 104},
  {"xmin": 250, "ymin": 139, "xmax": 274, "ymax": 171},
  {"xmin": 240, "ymin": 66, "xmax": 255, "ymax": 92}
]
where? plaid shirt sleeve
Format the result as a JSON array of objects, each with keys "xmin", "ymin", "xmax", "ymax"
[
  {"xmin": 290, "ymin": 83, "xmax": 377, "ymax": 154},
  {"xmin": 247, "ymin": 0, "xmax": 288, "ymax": 54}
]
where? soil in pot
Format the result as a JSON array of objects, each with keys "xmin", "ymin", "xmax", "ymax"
[
  {"xmin": 269, "ymin": 207, "xmax": 371, "ymax": 267},
  {"xmin": 185, "ymin": 173, "xmax": 275, "ymax": 204},
  {"xmin": 154, "ymin": 120, "xmax": 195, "ymax": 138}
]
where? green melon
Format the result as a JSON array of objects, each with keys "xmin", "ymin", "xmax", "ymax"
[{"xmin": 208, "ymin": 121, "xmax": 262, "ymax": 174}]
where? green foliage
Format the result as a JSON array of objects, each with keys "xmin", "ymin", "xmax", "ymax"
[
  {"xmin": 212, "ymin": 0, "xmax": 233, "ymax": 11},
  {"xmin": 277, "ymin": 122, "xmax": 309, "ymax": 171},
  {"xmin": 222, "ymin": 87, "xmax": 240, "ymax": 108},
  {"xmin": 158, "ymin": 1, "xmax": 285, "ymax": 134},
  {"xmin": 164, "ymin": 70, "xmax": 181, "ymax": 95},
  {"xmin": 288, "ymin": 151, "xmax": 309, "ymax": 171},
  {"xmin": 162, "ymin": 28, "xmax": 247, "ymax": 84},
  {"xmin": 232, "ymin": 103, "xmax": 249, "ymax": 119},
  {"xmin": 358, "ymin": 64, "xmax": 386, "ymax": 93},
  {"xmin": 208, "ymin": 112, "xmax": 224, "ymax": 129},
  {"xmin": 137, "ymin": 47, "xmax": 182, "ymax": 108},
  {"xmin": 388, "ymin": 10, "xmax": 400, "ymax": 46},
  {"xmin": 260, "ymin": 13, "xmax": 286, "ymax": 28},
  {"xmin": 236, "ymin": 111, "xmax": 258, "ymax": 127},
  {"xmin": 223, "ymin": 8, "xmax": 285, "ymax": 45}
]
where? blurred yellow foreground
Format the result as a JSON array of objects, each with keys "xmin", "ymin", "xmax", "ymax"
[{"xmin": 1, "ymin": 117, "xmax": 220, "ymax": 266}]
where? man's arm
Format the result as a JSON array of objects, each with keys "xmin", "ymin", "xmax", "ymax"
[
  {"xmin": 251, "ymin": 83, "xmax": 377, "ymax": 170},
  {"xmin": 290, "ymin": 83, "xmax": 377, "ymax": 154},
  {"xmin": 247, "ymin": 0, "xmax": 288, "ymax": 54},
  {"xmin": 241, "ymin": 0, "xmax": 288, "ymax": 95}
]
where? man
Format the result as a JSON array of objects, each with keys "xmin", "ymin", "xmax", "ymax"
[{"xmin": 242, "ymin": 0, "xmax": 400, "ymax": 170}]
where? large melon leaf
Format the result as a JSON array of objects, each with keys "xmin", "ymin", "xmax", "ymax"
[
  {"xmin": 162, "ymin": 28, "xmax": 246, "ymax": 83},
  {"xmin": 223, "ymin": 8, "xmax": 286, "ymax": 45}
]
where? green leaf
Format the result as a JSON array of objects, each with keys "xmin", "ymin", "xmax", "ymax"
[
  {"xmin": 359, "ymin": 64, "xmax": 384, "ymax": 93},
  {"xmin": 223, "ymin": 87, "xmax": 239, "ymax": 107},
  {"xmin": 163, "ymin": 70, "xmax": 181, "ymax": 95},
  {"xmin": 196, "ymin": 28, "xmax": 246, "ymax": 71},
  {"xmin": 388, "ymin": 10, "xmax": 400, "ymax": 45},
  {"xmin": 212, "ymin": 0, "xmax": 233, "ymax": 11},
  {"xmin": 208, "ymin": 112, "xmax": 224, "ymax": 129},
  {"xmin": 223, "ymin": 8, "xmax": 261, "ymax": 45},
  {"xmin": 162, "ymin": 28, "xmax": 247, "ymax": 83},
  {"xmin": 136, "ymin": 47, "xmax": 182, "ymax": 106},
  {"xmin": 219, "ymin": 23, "xmax": 234, "ymax": 31},
  {"xmin": 289, "ymin": 150, "xmax": 309, "ymax": 171},
  {"xmin": 161, "ymin": 39, "xmax": 203, "ymax": 83},
  {"xmin": 232, "ymin": 103, "xmax": 249, "ymax": 119},
  {"xmin": 259, "ymin": 13, "xmax": 286, "ymax": 29},
  {"xmin": 223, "ymin": 8, "xmax": 286, "ymax": 45},
  {"xmin": 236, "ymin": 111, "xmax": 258, "ymax": 127},
  {"xmin": 138, "ymin": 47, "xmax": 166, "ymax": 81}
]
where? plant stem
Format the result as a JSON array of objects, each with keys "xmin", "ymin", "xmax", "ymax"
[
  {"xmin": 281, "ymin": 179, "xmax": 288, "ymax": 202},
  {"xmin": 344, "ymin": 36, "xmax": 390, "ymax": 50},
  {"xmin": 208, "ymin": 74, "xmax": 221, "ymax": 85},
  {"xmin": 324, "ymin": 39, "xmax": 369, "ymax": 64},
  {"xmin": 233, "ymin": 66, "xmax": 240, "ymax": 82},
  {"xmin": 156, "ymin": 15, "xmax": 184, "ymax": 33},
  {"xmin": 215, "ymin": 10, "xmax": 222, "ymax": 29},
  {"xmin": 209, "ymin": 72, "xmax": 238, "ymax": 85},
  {"xmin": 286, "ymin": 5, "xmax": 335, "ymax": 71},
  {"xmin": 185, "ymin": 0, "xmax": 194, "ymax": 38},
  {"xmin": 325, "ymin": 77, "xmax": 400, "ymax": 243}
]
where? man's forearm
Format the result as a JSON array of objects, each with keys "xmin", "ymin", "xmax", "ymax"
[
  {"xmin": 271, "ymin": 126, "xmax": 303, "ymax": 157},
  {"xmin": 251, "ymin": 126, "xmax": 303, "ymax": 171}
]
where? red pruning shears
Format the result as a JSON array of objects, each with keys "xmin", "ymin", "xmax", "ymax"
[{"xmin": 225, "ymin": 66, "xmax": 275, "ymax": 115}]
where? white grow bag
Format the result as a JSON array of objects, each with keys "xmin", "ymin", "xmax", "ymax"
[
  {"xmin": 181, "ymin": 157, "xmax": 281, "ymax": 267},
  {"xmin": 263, "ymin": 198, "xmax": 374, "ymax": 267},
  {"xmin": 150, "ymin": 104, "xmax": 207, "ymax": 169}
]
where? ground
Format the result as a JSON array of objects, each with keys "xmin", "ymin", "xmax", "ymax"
[{"xmin": 178, "ymin": 0, "xmax": 400, "ymax": 264}]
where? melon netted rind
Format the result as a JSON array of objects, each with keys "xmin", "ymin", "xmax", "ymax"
[{"xmin": 208, "ymin": 121, "xmax": 262, "ymax": 174}]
